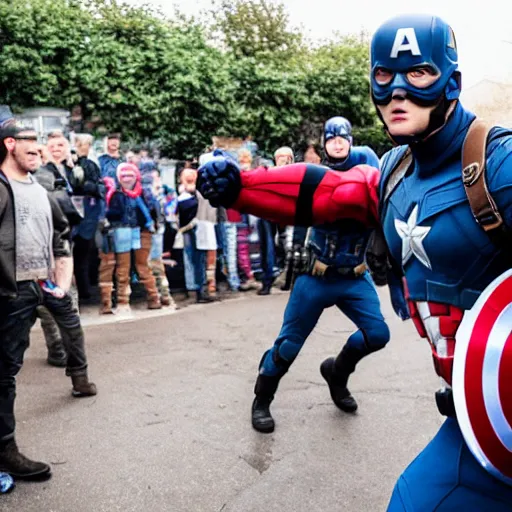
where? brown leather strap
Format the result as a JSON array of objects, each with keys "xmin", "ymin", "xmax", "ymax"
[
  {"xmin": 383, "ymin": 148, "xmax": 413, "ymax": 203},
  {"xmin": 462, "ymin": 119, "xmax": 503, "ymax": 232}
]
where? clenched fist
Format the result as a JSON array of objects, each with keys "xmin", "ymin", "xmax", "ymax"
[{"xmin": 197, "ymin": 150, "xmax": 242, "ymax": 208}]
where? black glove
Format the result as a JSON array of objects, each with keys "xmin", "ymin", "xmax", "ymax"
[{"xmin": 197, "ymin": 150, "xmax": 242, "ymax": 208}]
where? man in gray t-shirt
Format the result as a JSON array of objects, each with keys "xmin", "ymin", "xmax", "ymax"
[
  {"xmin": 0, "ymin": 119, "xmax": 96, "ymax": 482},
  {"xmin": 9, "ymin": 176, "xmax": 53, "ymax": 281}
]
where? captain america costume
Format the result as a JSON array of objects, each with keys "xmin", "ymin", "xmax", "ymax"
[
  {"xmin": 198, "ymin": 13, "xmax": 512, "ymax": 511},
  {"xmin": 250, "ymin": 117, "xmax": 390, "ymax": 433}
]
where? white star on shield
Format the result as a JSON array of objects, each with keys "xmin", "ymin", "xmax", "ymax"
[{"xmin": 394, "ymin": 205, "xmax": 432, "ymax": 270}]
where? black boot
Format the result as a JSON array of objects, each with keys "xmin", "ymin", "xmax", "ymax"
[
  {"xmin": 47, "ymin": 344, "xmax": 67, "ymax": 368},
  {"xmin": 251, "ymin": 373, "xmax": 282, "ymax": 433},
  {"xmin": 257, "ymin": 284, "xmax": 271, "ymax": 296},
  {"xmin": 0, "ymin": 440, "xmax": 51, "ymax": 481},
  {"xmin": 196, "ymin": 289, "xmax": 214, "ymax": 304},
  {"xmin": 252, "ymin": 395, "xmax": 275, "ymax": 433},
  {"xmin": 320, "ymin": 357, "xmax": 358, "ymax": 413}
]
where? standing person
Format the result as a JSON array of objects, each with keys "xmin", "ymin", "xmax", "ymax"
[
  {"xmin": 199, "ymin": 118, "xmax": 389, "ymax": 433},
  {"xmin": 145, "ymin": 170, "xmax": 176, "ymax": 308},
  {"xmin": 281, "ymin": 143, "xmax": 322, "ymax": 291},
  {"xmin": 34, "ymin": 133, "xmax": 102, "ymax": 366},
  {"xmin": 0, "ymin": 118, "xmax": 96, "ymax": 481},
  {"xmin": 198, "ymin": 13, "xmax": 512, "ymax": 509},
  {"xmin": 139, "ymin": 147, "xmax": 157, "ymax": 178},
  {"xmin": 98, "ymin": 133, "xmax": 122, "ymax": 180},
  {"xmin": 106, "ymin": 163, "xmax": 162, "ymax": 311},
  {"xmin": 177, "ymin": 168, "xmax": 214, "ymax": 303},
  {"xmin": 97, "ymin": 133, "xmax": 123, "ymax": 313},
  {"xmin": 257, "ymin": 147, "xmax": 295, "ymax": 296},
  {"xmin": 235, "ymin": 149, "xmax": 257, "ymax": 291},
  {"xmin": 70, "ymin": 134, "xmax": 104, "ymax": 300}
]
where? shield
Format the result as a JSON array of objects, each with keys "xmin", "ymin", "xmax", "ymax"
[{"xmin": 453, "ymin": 269, "xmax": 512, "ymax": 485}]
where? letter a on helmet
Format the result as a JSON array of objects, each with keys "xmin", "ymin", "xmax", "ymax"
[{"xmin": 390, "ymin": 28, "xmax": 421, "ymax": 58}]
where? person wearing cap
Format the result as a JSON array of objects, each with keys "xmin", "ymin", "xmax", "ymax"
[
  {"xmin": 104, "ymin": 162, "xmax": 162, "ymax": 311},
  {"xmin": 0, "ymin": 109, "xmax": 96, "ymax": 481}
]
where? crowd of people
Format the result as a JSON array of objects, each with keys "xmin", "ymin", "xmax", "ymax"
[{"xmin": 7, "ymin": 123, "xmax": 329, "ymax": 365}]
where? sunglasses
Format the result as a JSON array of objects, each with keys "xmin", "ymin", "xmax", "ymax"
[{"xmin": 14, "ymin": 135, "xmax": 38, "ymax": 142}]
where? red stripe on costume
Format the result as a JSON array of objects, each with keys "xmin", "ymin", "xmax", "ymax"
[
  {"xmin": 233, "ymin": 163, "xmax": 380, "ymax": 228},
  {"xmin": 233, "ymin": 164, "xmax": 307, "ymax": 225}
]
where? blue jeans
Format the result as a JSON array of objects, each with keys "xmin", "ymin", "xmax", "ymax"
[
  {"xmin": 260, "ymin": 272, "xmax": 390, "ymax": 375},
  {"xmin": 257, "ymin": 219, "xmax": 276, "ymax": 287},
  {"xmin": 182, "ymin": 229, "xmax": 206, "ymax": 292},
  {"xmin": 388, "ymin": 418, "xmax": 512, "ymax": 511},
  {"xmin": 224, "ymin": 222, "xmax": 240, "ymax": 290}
]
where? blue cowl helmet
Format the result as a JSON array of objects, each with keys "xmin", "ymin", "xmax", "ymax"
[
  {"xmin": 371, "ymin": 14, "xmax": 460, "ymax": 107},
  {"xmin": 324, "ymin": 117, "xmax": 353, "ymax": 146}
]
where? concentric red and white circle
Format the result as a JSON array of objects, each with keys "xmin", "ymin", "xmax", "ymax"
[{"xmin": 454, "ymin": 269, "xmax": 512, "ymax": 485}]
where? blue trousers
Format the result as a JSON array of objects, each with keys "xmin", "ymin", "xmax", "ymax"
[
  {"xmin": 257, "ymin": 219, "xmax": 277, "ymax": 287},
  {"xmin": 388, "ymin": 418, "xmax": 512, "ymax": 511},
  {"xmin": 182, "ymin": 229, "xmax": 206, "ymax": 292},
  {"xmin": 260, "ymin": 272, "xmax": 390, "ymax": 375}
]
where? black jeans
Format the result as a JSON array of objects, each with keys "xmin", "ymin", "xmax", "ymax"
[
  {"xmin": 73, "ymin": 234, "xmax": 94, "ymax": 298},
  {"xmin": 0, "ymin": 281, "xmax": 88, "ymax": 442}
]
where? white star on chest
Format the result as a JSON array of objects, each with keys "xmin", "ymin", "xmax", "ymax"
[{"xmin": 394, "ymin": 205, "xmax": 432, "ymax": 270}]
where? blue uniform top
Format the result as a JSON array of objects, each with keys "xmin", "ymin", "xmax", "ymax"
[
  {"xmin": 309, "ymin": 146, "xmax": 380, "ymax": 269},
  {"xmin": 380, "ymin": 102, "xmax": 512, "ymax": 310}
]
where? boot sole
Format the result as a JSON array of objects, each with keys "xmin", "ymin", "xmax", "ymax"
[
  {"xmin": 47, "ymin": 358, "xmax": 67, "ymax": 368},
  {"xmin": 320, "ymin": 360, "xmax": 358, "ymax": 413},
  {"xmin": 252, "ymin": 421, "xmax": 275, "ymax": 434},
  {"xmin": 0, "ymin": 467, "xmax": 52, "ymax": 481},
  {"xmin": 72, "ymin": 390, "xmax": 97, "ymax": 398}
]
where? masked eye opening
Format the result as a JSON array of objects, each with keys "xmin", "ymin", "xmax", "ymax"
[
  {"xmin": 374, "ymin": 67, "xmax": 394, "ymax": 85},
  {"xmin": 406, "ymin": 65, "xmax": 440, "ymax": 88}
]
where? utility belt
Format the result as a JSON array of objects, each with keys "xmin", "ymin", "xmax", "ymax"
[{"xmin": 306, "ymin": 252, "xmax": 367, "ymax": 279}]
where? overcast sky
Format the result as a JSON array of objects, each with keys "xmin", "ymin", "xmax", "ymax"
[{"xmin": 134, "ymin": 0, "xmax": 512, "ymax": 89}]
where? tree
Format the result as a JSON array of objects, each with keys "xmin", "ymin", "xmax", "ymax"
[
  {"xmin": 209, "ymin": 0, "xmax": 305, "ymax": 62},
  {"xmin": 224, "ymin": 56, "xmax": 310, "ymax": 153},
  {"xmin": 0, "ymin": 0, "xmax": 90, "ymax": 108},
  {"xmin": 298, "ymin": 35, "xmax": 390, "ymax": 152},
  {"xmin": 0, "ymin": 0, "xmax": 233, "ymax": 158},
  {"xmin": 0, "ymin": 0, "xmax": 389, "ymax": 158}
]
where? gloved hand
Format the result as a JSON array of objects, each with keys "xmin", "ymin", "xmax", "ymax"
[
  {"xmin": 388, "ymin": 278, "xmax": 411, "ymax": 320},
  {"xmin": 197, "ymin": 149, "xmax": 242, "ymax": 208},
  {"xmin": 366, "ymin": 252, "xmax": 389, "ymax": 286}
]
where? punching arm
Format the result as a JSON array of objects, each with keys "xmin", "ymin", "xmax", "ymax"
[{"xmin": 198, "ymin": 155, "xmax": 381, "ymax": 228}]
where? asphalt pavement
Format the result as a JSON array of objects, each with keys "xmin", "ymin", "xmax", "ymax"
[{"xmin": 1, "ymin": 288, "xmax": 442, "ymax": 512}]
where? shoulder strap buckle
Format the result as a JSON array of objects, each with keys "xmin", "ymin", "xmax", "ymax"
[{"xmin": 462, "ymin": 119, "xmax": 504, "ymax": 233}]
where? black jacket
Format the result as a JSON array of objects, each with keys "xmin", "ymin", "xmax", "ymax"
[
  {"xmin": 37, "ymin": 158, "xmax": 104, "ymax": 199},
  {"xmin": 0, "ymin": 171, "xmax": 71, "ymax": 298}
]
